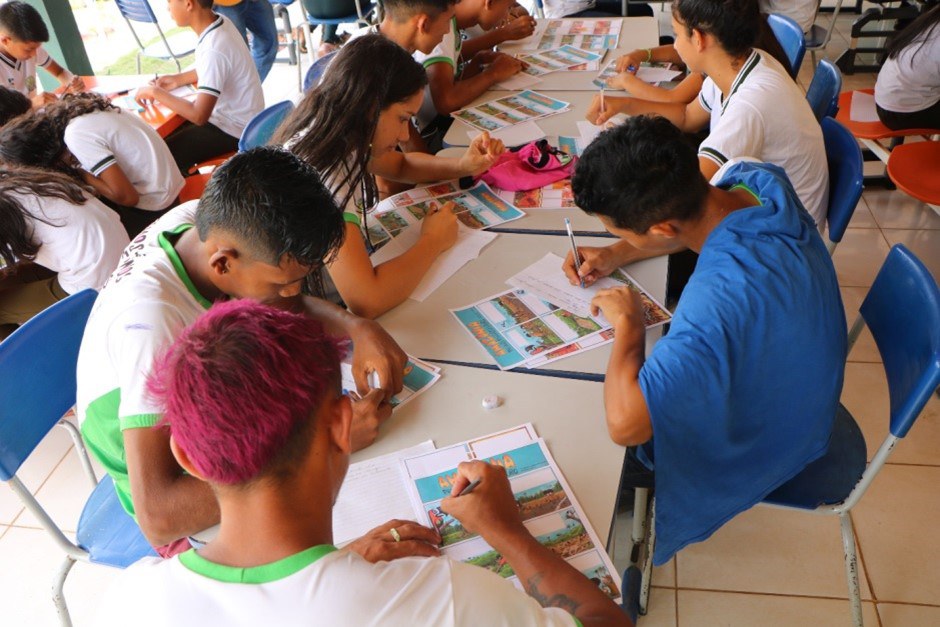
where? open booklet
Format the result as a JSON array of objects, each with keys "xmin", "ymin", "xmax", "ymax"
[
  {"xmin": 454, "ymin": 90, "xmax": 570, "ymax": 133},
  {"xmin": 399, "ymin": 423, "xmax": 622, "ymax": 603},
  {"xmin": 340, "ymin": 356, "xmax": 441, "ymax": 410},
  {"xmin": 532, "ymin": 19, "xmax": 623, "ymax": 51},
  {"xmin": 451, "ymin": 253, "xmax": 671, "ymax": 369}
]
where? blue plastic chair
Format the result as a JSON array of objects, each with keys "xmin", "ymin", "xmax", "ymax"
[
  {"xmin": 303, "ymin": 50, "xmax": 337, "ymax": 91},
  {"xmin": 0, "ymin": 289, "xmax": 156, "ymax": 626},
  {"xmin": 114, "ymin": 0, "xmax": 196, "ymax": 73},
  {"xmin": 767, "ymin": 13, "xmax": 806, "ymax": 78},
  {"xmin": 238, "ymin": 100, "xmax": 295, "ymax": 151},
  {"xmin": 821, "ymin": 116, "xmax": 863, "ymax": 255},
  {"xmin": 806, "ymin": 59, "xmax": 843, "ymax": 122},
  {"xmin": 628, "ymin": 245, "xmax": 940, "ymax": 627}
]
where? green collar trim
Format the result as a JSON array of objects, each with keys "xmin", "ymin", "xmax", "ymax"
[
  {"xmin": 179, "ymin": 545, "xmax": 338, "ymax": 584},
  {"xmin": 730, "ymin": 182, "xmax": 761, "ymax": 206},
  {"xmin": 721, "ymin": 49, "xmax": 760, "ymax": 113},
  {"xmin": 156, "ymin": 224, "xmax": 212, "ymax": 310}
]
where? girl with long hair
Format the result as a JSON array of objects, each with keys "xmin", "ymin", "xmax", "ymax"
[
  {"xmin": 0, "ymin": 92, "xmax": 184, "ymax": 236},
  {"xmin": 275, "ymin": 34, "xmax": 503, "ymax": 319},
  {"xmin": 875, "ymin": 4, "xmax": 940, "ymax": 131},
  {"xmin": 0, "ymin": 164, "xmax": 128, "ymax": 337}
]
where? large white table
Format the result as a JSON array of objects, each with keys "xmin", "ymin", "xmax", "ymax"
[
  {"xmin": 379, "ymin": 232, "xmax": 667, "ymax": 375},
  {"xmin": 353, "ymin": 363, "xmax": 625, "ymax": 543}
]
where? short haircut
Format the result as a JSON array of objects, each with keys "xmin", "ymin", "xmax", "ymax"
[
  {"xmin": 672, "ymin": 0, "xmax": 760, "ymax": 58},
  {"xmin": 0, "ymin": 86, "xmax": 30, "ymax": 127},
  {"xmin": 571, "ymin": 115, "xmax": 709, "ymax": 233},
  {"xmin": 147, "ymin": 299, "xmax": 347, "ymax": 486},
  {"xmin": 0, "ymin": 1, "xmax": 49, "ymax": 42},
  {"xmin": 384, "ymin": 0, "xmax": 457, "ymax": 20},
  {"xmin": 195, "ymin": 146, "xmax": 346, "ymax": 269},
  {"xmin": 194, "ymin": 0, "xmax": 214, "ymax": 9}
]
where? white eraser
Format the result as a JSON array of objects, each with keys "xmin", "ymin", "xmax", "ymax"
[
  {"xmin": 482, "ymin": 395, "xmax": 501, "ymax": 410},
  {"xmin": 368, "ymin": 371, "xmax": 381, "ymax": 390}
]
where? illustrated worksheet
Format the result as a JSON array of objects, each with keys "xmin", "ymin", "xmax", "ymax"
[
  {"xmin": 340, "ymin": 356, "xmax": 441, "ymax": 410},
  {"xmin": 593, "ymin": 59, "xmax": 684, "ymax": 89},
  {"xmin": 519, "ymin": 45, "xmax": 603, "ymax": 76},
  {"xmin": 454, "ymin": 90, "xmax": 570, "ymax": 133},
  {"xmin": 534, "ymin": 19, "xmax": 623, "ymax": 51},
  {"xmin": 400, "ymin": 425, "xmax": 622, "ymax": 604}
]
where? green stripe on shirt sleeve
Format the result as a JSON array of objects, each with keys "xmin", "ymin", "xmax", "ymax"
[
  {"xmin": 120, "ymin": 413, "xmax": 163, "ymax": 430},
  {"xmin": 698, "ymin": 146, "xmax": 728, "ymax": 166},
  {"xmin": 422, "ymin": 56, "xmax": 455, "ymax": 69},
  {"xmin": 90, "ymin": 155, "xmax": 117, "ymax": 176}
]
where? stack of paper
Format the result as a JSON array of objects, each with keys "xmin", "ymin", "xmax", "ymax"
[{"xmin": 454, "ymin": 90, "xmax": 571, "ymax": 133}]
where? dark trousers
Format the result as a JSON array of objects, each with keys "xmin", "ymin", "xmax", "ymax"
[
  {"xmin": 164, "ymin": 121, "xmax": 240, "ymax": 176},
  {"xmin": 103, "ymin": 199, "xmax": 170, "ymax": 240},
  {"xmin": 877, "ymin": 101, "xmax": 940, "ymax": 132}
]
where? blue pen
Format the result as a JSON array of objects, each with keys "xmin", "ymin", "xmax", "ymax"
[
  {"xmin": 565, "ymin": 218, "xmax": 585, "ymax": 289},
  {"xmin": 626, "ymin": 64, "xmax": 636, "ymax": 73}
]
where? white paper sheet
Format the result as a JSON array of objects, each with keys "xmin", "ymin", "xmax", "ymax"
[
  {"xmin": 468, "ymin": 120, "xmax": 546, "ymax": 146},
  {"xmin": 332, "ymin": 441, "xmax": 435, "ymax": 546},
  {"xmin": 495, "ymin": 71, "xmax": 543, "ymax": 90},
  {"xmin": 576, "ymin": 114, "xmax": 628, "ymax": 147},
  {"xmin": 634, "ymin": 66, "xmax": 683, "ymax": 83},
  {"xmin": 850, "ymin": 90, "xmax": 879, "ymax": 123}
]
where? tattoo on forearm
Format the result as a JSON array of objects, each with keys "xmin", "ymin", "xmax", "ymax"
[{"xmin": 523, "ymin": 573, "xmax": 582, "ymax": 614}]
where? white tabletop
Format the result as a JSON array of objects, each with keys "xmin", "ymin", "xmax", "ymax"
[
  {"xmin": 379, "ymin": 232, "xmax": 667, "ymax": 375},
  {"xmin": 499, "ymin": 16, "xmax": 659, "ymax": 91},
  {"xmin": 352, "ymin": 363, "xmax": 625, "ymax": 543}
]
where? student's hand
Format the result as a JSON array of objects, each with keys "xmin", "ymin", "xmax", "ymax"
[
  {"xmin": 606, "ymin": 70, "xmax": 640, "ymax": 91},
  {"xmin": 440, "ymin": 461, "xmax": 528, "ymax": 550},
  {"xmin": 345, "ymin": 519, "xmax": 442, "ymax": 562},
  {"xmin": 458, "ymin": 131, "xmax": 505, "ymax": 175},
  {"xmin": 151, "ymin": 75, "xmax": 179, "ymax": 90},
  {"xmin": 65, "ymin": 74, "xmax": 85, "ymax": 93},
  {"xmin": 509, "ymin": 3, "xmax": 530, "ymax": 18},
  {"xmin": 585, "ymin": 93, "xmax": 629, "ymax": 126},
  {"xmin": 615, "ymin": 49, "xmax": 649, "ymax": 73},
  {"xmin": 134, "ymin": 85, "xmax": 162, "ymax": 107},
  {"xmin": 30, "ymin": 92, "xmax": 57, "ymax": 108},
  {"xmin": 562, "ymin": 244, "xmax": 624, "ymax": 287},
  {"xmin": 348, "ymin": 318, "xmax": 407, "ymax": 400},
  {"xmin": 484, "ymin": 53, "xmax": 525, "ymax": 81},
  {"xmin": 590, "ymin": 286, "xmax": 645, "ymax": 332},
  {"xmin": 349, "ymin": 388, "xmax": 393, "ymax": 452},
  {"xmin": 420, "ymin": 201, "xmax": 459, "ymax": 254},
  {"xmin": 501, "ymin": 15, "xmax": 537, "ymax": 40}
]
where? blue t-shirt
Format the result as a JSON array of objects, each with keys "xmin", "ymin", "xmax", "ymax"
[{"xmin": 638, "ymin": 161, "xmax": 847, "ymax": 565}]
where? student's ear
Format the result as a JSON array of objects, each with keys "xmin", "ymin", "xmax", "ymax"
[
  {"xmin": 328, "ymin": 394, "xmax": 354, "ymax": 455},
  {"xmin": 169, "ymin": 436, "xmax": 208, "ymax": 482},
  {"xmin": 690, "ymin": 28, "xmax": 708, "ymax": 53},
  {"xmin": 208, "ymin": 246, "xmax": 238, "ymax": 278},
  {"xmin": 647, "ymin": 222, "xmax": 681, "ymax": 239},
  {"xmin": 414, "ymin": 13, "xmax": 430, "ymax": 34}
]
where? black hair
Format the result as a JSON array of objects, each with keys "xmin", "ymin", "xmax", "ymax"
[
  {"xmin": 195, "ymin": 146, "xmax": 346, "ymax": 269},
  {"xmin": 274, "ymin": 34, "xmax": 428, "ymax": 214},
  {"xmin": 0, "ymin": 112, "xmax": 83, "ymax": 178},
  {"xmin": 0, "ymin": 164, "xmax": 92, "ymax": 267},
  {"xmin": 886, "ymin": 4, "xmax": 940, "ymax": 65},
  {"xmin": 194, "ymin": 0, "xmax": 214, "ymax": 10},
  {"xmin": 572, "ymin": 116, "xmax": 709, "ymax": 233},
  {"xmin": 0, "ymin": 1, "xmax": 49, "ymax": 42},
  {"xmin": 672, "ymin": 0, "xmax": 760, "ymax": 58},
  {"xmin": 0, "ymin": 86, "xmax": 30, "ymax": 127},
  {"xmin": 384, "ymin": 0, "xmax": 457, "ymax": 21}
]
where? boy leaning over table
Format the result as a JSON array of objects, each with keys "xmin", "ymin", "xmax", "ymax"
[
  {"xmin": 94, "ymin": 298, "xmax": 631, "ymax": 627},
  {"xmin": 563, "ymin": 115, "xmax": 846, "ymax": 566}
]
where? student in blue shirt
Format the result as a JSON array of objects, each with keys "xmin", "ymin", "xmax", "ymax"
[{"xmin": 564, "ymin": 115, "xmax": 847, "ymax": 565}]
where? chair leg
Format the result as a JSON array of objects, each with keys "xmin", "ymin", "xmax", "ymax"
[
  {"xmin": 630, "ymin": 487, "xmax": 649, "ymax": 565},
  {"xmin": 52, "ymin": 555, "xmax": 76, "ymax": 627},
  {"xmin": 639, "ymin": 496, "xmax": 656, "ymax": 616},
  {"xmin": 57, "ymin": 419, "xmax": 97, "ymax": 488},
  {"xmin": 840, "ymin": 513, "xmax": 864, "ymax": 627}
]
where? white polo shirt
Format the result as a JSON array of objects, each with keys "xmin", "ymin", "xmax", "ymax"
[
  {"xmin": 875, "ymin": 28, "xmax": 940, "ymax": 114},
  {"xmin": 64, "ymin": 110, "xmax": 185, "ymax": 211},
  {"xmin": 697, "ymin": 49, "xmax": 828, "ymax": 225},
  {"xmin": 413, "ymin": 16, "xmax": 462, "ymax": 130},
  {"xmin": 0, "ymin": 46, "xmax": 50, "ymax": 97},
  {"xmin": 95, "ymin": 547, "xmax": 579, "ymax": 627},
  {"xmin": 76, "ymin": 202, "xmax": 211, "ymax": 517},
  {"xmin": 759, "ymin": 0, "xmax": 817, "ymax": 33},
  {"xmin": 195, "ymin": 15, "xmax": 265, "ymax": 138},
  {"xmin": 17, "ymin": 191, "xmax": 128, "ymax": 294}
]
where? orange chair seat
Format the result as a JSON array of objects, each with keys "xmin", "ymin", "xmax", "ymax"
[
  {"xmin": 887, "ymin": 141, "xmax": 940, "ymax": 206},
  {"xmin": 187, "ymin": 151, "xmax": 237, "ymax": 176},
  {"xmin": 835, "ymin": 89, "xmax": 940, "ymax": 140},
  {"xmin": 177, "ymin": 173, "xmax": 212, "ymax": 204}
]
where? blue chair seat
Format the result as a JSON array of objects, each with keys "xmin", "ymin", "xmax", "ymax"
[
  {"xmin": 77, "ymin": 474, "xmax": 157, "ymax": 567},
  {"xmin": 303, "ymin": 50, "xmax": 337, "ymax": 91},
  {"xmin": 764, "ymin": 404, "xmax": 867, "ymax": 509}
]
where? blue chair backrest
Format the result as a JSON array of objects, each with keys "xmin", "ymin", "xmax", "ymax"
[
  {"xmin": 767, "ymin": 13, "xmax": 806, "ymax": 78},
  {"xmin": 0, "ymin": 289, "xmax": 97, "ymax": 481},
  {"xmin": 860, "ymin": 245, "xmax": 940, "ymax": 439},
  {"xmin": 806, "ymin": 59, "xmax": 842, "ymax": 121},
  {"xmin": 302, "ymin": 0, "xmax": 362, "ymax": 20},
  {"xmin": 114, "ymin": 0, "xmax": 159, "ymax": 24},
  {"xmin": 239, "ymin": 100, "xmax": 295, "ymax": 151},
  {"xmin": 303, "ymin": 50, "xmax": 337, "ymax": 91},
  {"xmin": 821, "ymin": 117, "xmax": 863, "ymax": 244}
]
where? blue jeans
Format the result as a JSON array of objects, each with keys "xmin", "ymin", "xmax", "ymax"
[{"xmin": 214, "ymin": 0, "xmax": 278, "ymax": 82}]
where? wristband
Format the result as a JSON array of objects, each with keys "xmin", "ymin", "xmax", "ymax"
[{"xmin": 645, "ymin": 48, "xmax": 652, "ymax": 62}]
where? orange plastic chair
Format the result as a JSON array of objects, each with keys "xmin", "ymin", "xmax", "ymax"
[
  {"xmin": 887, "ymin": 141, "xmax": 940, "ymax": 207},
  {"xmin": 186, "ymin": 151, "xmax": 237, "ymax": 176},
  {"xmin": 177, "ymin": 173, "xmax": 212, "ymax": 203},
  {"xmin": 835, "ymin": 89, "xmax": 940, "ymax": 163}
]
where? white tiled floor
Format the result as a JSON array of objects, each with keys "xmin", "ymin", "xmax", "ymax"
[{"xmin": 3, "ymin": 6, "xmax": 939, "ymax": 626}]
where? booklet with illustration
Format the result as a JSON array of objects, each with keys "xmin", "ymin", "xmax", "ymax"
[
  {"xmin": 340, "ymin": 356, "xmax": 441, "ymax": 410},
  {"xmin": 454, "ymin": 90, "xmax": 570, "ymax": 133},
  {"xmin": 519, "ymin": 45, "xmax": 604, "ymax": 76},
  {"xmin": 593, "ymin": 59, "xmax": 683, "ymax": 89},
  {"xmin": 532, "ymin": 19, "xmax": 622, "ymax": 51},
  {"xmin": 399, "ymin": 424, "xmax": 622, "ymax": 604}
]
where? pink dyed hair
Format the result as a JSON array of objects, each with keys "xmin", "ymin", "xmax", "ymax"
[{"xmin": 147, "ymin": 299, "xmax": 346, "ymax": 485}]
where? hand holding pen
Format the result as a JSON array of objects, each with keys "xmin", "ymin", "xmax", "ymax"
[{"xmin": 440, "ymin": 461, "xmax": 527, "ymax": 540}]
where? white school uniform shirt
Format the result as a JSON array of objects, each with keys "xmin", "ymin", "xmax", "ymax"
[
  {"xmin": 542, "ymin": 0, "xmax": 595, "ymax": 18},
  {"xmin": 64, "ymin": 110, "xmax": 185, "ymax": 211},
  {"xmin": 0, "ymin": 46, "xmax": 50, "ymax": 97},
  {"xmin": 15, "ymin": 191, "xmax": 128, "ymax": 294},
  {"xmin": 413, "ymin": 16, "xmax": 462, "ymax": 131},
  {"xmin": 875, "ymin": 27, "xmax": 940, "ymax": 114},
  {"xmin": 195, "ymin": 15, "xmax": 265, "ymax": 139},
  {"xmin": 94, "ymin": 547, "xmax": 579, "ymax": 627},
  {"xmin": 697, "ymin": 49, "xmax": 828, "ymax": 225},
  {"xmin": 759, "ymin": 0, "xmax": 817, "ymax": 33}
]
